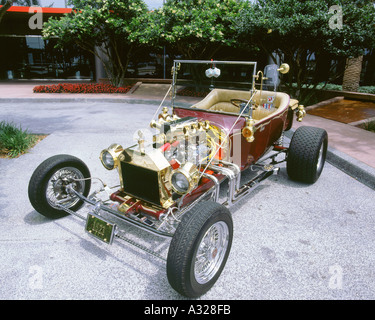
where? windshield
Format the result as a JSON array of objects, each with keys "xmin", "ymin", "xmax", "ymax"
[{"xmin": 171, "ymin": 60, "xmax": 257, "ymax": 108}]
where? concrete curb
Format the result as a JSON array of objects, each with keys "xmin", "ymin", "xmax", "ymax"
[
  {"xmin": 348, "ymin": 116, "xmax": 375, "ymax": 127},
  {"xmin": 285, "ymin": 129, "xmax": 375, "ymax": 191},
  {"xmin": 325, "ymin": 146, "xmax": 375, "ymax": 191},
  {"xmin": 0, "ymin": 97, "xmax": 162, "ymax": 105},
  {"xmin": 305, "ymin": 96, "xmax": 344, "ymax": 111}
]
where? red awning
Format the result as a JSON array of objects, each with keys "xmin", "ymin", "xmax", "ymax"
[{"xmin": 0, "ymin": 6, "xmax": 72, "ymax": 14}]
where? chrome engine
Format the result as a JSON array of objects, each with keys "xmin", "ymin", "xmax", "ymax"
[{"xmin": 100, "ymin": 107, "xmax": 228, "ymax": 210}]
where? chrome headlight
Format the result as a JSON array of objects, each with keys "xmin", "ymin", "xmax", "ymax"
[
  {"xmin": 171, "ymin": 171, "xmax": 190, "ymax": 194},
  {"xmin": 170, "ymin": 162, "xmax": 199, "ymax": 194},
  {"xmin": 100, "ymin": 143, "xmax": 123, "ymax": 170}
]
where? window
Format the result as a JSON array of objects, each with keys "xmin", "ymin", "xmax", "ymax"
[{"xmin": 0, "ymin": 35, "xmax": 94, "ymax": 80}]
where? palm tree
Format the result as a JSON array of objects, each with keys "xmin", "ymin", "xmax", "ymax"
[{"xmin": 342, "ymin": 56, "xmax": 363, "ymax": 92}]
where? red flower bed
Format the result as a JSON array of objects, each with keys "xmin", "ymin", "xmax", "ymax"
[{"xmin": 33, "ymin": 83, "xmax": 133, "ymax": 94}]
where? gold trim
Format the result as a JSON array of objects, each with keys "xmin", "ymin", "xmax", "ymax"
[
  {"xmin": 296, "ymin": 105, "xmax": 306, "ymax": 122},
  {"xmin": 242, "ymin": 118, "xmax": 256, "ymax": 143},
  {"xmin": 277, "ymin": 63, "xmax": 290, "ymax": 74}
]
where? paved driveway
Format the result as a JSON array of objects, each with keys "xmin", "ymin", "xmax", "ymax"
[{"xmin": 0, "ymin": 101, "xmax": 374, "ymax": 300}]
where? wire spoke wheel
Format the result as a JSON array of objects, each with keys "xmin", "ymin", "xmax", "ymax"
[
  {"xmin": 167, "ymin": 201, "xmax": 233, "ymax": 298},
  {"xmin": 194, "ymin": 221, "xmax": 229, "ymax": 284},
  {"xmin": 28, "ymin": 154, "xmax": 91, "ymax": 219}
]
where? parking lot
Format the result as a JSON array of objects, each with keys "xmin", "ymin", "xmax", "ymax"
[{"xmin": 0, "ymin": 100, "xmax": 374, "ymax": 300}]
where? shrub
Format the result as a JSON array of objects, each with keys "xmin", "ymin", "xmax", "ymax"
[
  {"xmin": 0, "ymin": 121, "xmax": 38, "ymax": 158},
  {"xmin": 33, "ymin": 83, "xmax": 133, "ymax": 94},
  {"xmin": 291, "ymin": 82, "xmax": 375, "ymax": 95},
  {"xmin": 359, "ymin": 120, "xmax": 375, "ymax": 133},
  {"xmin": 320, "ymin": 83, "xmax": 342, "ymax": 91},
  {"xmin": 315, "ymin": 83, "xmax": 375, "ymax": 94},
  {"xmin": 358, "ymin": 86, "xmax": 375, "ymax": 95}
]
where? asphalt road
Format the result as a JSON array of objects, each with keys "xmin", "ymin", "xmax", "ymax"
[{"xmin": 0, "ymin": 101, "xmax": 374, "ymax": 300}]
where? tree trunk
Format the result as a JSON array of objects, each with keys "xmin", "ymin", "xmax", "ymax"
[
  {"xmin": 0, "ymin": 0, "xmax": 14, "ymax": 24},
  {"xmin": 342, "ymin": 56, "xmax": 363, "ymax": 92}
]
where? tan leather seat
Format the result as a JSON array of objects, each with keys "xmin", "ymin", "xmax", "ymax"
[
  {"xmin": 191, "ymin": 89, "xmax": 289, "ymax": 121},
  {"xmin": 208, "ymin": 102, "xmax": 239, "ymax": 113}
]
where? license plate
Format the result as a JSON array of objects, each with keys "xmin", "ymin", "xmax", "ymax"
[{"xmin": 85, "ymin": 213, "xmax": 116, "ymax": 244}]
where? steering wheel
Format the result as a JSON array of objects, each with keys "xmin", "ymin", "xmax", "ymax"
[{"xmin": 230, "ymin": 99, "xmax": 258, "ymax": 109}]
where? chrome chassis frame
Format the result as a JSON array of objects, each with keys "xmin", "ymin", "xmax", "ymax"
[{"xmin": 61, "ymin": 147, "xmax": 286, "ymax": 240}]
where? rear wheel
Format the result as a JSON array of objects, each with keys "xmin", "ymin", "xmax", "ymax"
[
  {"xmin": 28, "ymin": 154, "xmax": 91, "ymax": 219},
  {"xmin": 287, "ymin": 126, "xmax": 328, "ymax": 184},
  {"xmin": 167, "ymin": 201, "xmax": 233, "ymax": 298}
]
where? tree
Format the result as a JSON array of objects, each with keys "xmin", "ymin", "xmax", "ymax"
[
  {"xmin": 0, "ymin": 0, "xmax": 39, "ymax": 4},
  {"xmin": 234, "ymin": 0, "xmax": 375, "ymax": 102},
  {"xmin": 338, "ymin": 1, "xmax": 375, "ymax": 92},
  {"xmin": 0, "ymin": 1, "xmax": 12, "ymax": 23},
  {"xmin": 138, "ymin": 0, "xmax": 251, "ymax": 60},
  {"xmin": 0, "ymin": 0, "xmax": 40, "ymax": 23},
  {"xmin": 42, "ymin": 0, "xmax": 148, "ymax": 86}
]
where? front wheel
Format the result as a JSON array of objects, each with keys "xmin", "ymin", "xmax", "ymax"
[
  {"xmin": 28, "ymin": 154, "xmax": 91, "ymax": 219},
  {"xmin": 287, "ymin": 126, "xmax": 328, "ymax": 184},
  {"xmin": 167, "ymin": 201, "xmax": 233, "ymax": 298}
]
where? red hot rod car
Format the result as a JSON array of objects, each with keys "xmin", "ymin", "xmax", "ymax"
[{"xmin": 28, "ymin": 60, "xmax": 328, "ymax": 298}]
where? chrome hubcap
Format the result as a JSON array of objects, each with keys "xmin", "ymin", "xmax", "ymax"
[
  {"xmin": 194, "ymin": 221, "xmax": 229, "ymax": 284},
  {"xmin": 46, "ymin": 167, "xmax": 85, "ymax": 208},
  {"xmin": 316, "ymin": 143, "xmax": 325, "ymax": 173}
]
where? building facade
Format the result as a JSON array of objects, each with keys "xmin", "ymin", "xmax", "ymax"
[
  {"xmin": 0, "ymin": 3, "xmax": 374, "ymax": 86},
  {"xmin": 0, "ymin": 6, "xmax": 95, "ymax": 81}
]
